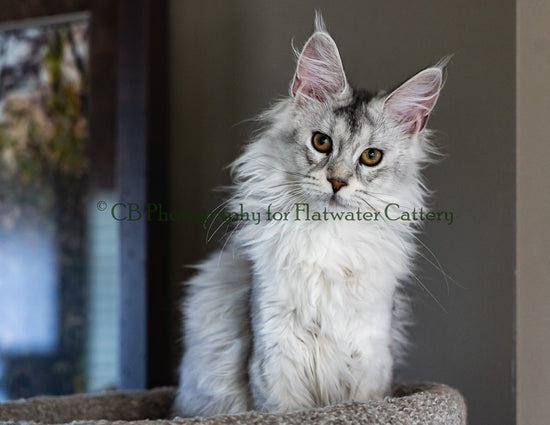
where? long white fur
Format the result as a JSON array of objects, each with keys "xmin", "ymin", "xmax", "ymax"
[{"xmin": 174, "ymin": 14, "xmax": 444, "ymax": 417}]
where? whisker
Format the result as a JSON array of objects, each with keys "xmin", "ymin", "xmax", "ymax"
[
  {"xmin": 243, "ymin": 158, "xmax": 310, "ymax": 179},
  {"xmin": 410, "ymin": 233, "xmax": 455, "ymax": 293},
  {"xmin": 411, "ymin": 273, "xmax": 448, "ymax": 313},
  {"xmin": 357, "ymin": 190, "xmax": 416, "ymax": 212},
  {"xmin": 218, "ymin": 219, "xmax": 245, "ymax": 263},
  {"xmin": 415, "ymin": 249, "xmax": 461, "ymax": 289},
  {"xmin": 204, "ymin": 196, "xmax": 235, "ymax": 232},
  {"xmin": 206, "ymin": 214, "xmax": 233, "ymax": 243}
]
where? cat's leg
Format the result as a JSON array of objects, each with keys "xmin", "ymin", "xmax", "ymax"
[
  {"xmin": 249, "ymin": 342, "xmax": 319, "ymax": 413},
  {"xmin": 247, "ymin": 290, "xmax": 319, "ymax": 413},
  {"xmin": 349, "ymin": 349, "xmax": 393, "ymax": 402},
  {"xmin": 173, "ymin": 250, "xmax": 252, "ymax": 417}
]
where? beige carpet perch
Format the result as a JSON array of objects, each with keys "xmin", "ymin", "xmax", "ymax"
[{"xmin": 0, "ymin": 382, "xmax": 465, "ymax": 425}]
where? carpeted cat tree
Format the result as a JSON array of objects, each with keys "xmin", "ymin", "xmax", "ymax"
[{"xmin": 0, "ymin": 382, "xmax": 465, "ymax": 425}]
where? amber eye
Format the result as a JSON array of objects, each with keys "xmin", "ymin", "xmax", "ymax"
[
  {"xmin": 360, "ymin": 148, "xmax": 383, "ymax": 166},
  {"xmin": 312, "ymin": 132, "xmax": 332, "ymax": 153}
]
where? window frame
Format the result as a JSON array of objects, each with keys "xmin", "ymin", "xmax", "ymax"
[{"xmin": 0, "ymin": 0, "xmax": 171, "ymax": 393}]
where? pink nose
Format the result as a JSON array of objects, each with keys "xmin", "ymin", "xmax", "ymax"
[{"xmin": 327, "ymin": 178, "xmax": 348, "ymax": 193}]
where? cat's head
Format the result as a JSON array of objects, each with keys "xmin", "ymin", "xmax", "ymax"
[{"xmin": 234, "ymin": 14, "xmax": 446, "ymax": 216}]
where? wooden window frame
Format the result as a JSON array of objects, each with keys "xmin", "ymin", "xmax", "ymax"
[{"xmin": 0, "ymin": 0, "xmax": 172, "ymax": 391}]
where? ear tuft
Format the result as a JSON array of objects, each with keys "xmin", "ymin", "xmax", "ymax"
[
  {"xmin": 314, "ymin": 10, "xmax": 328, "ymax": 33},
  {"xmin": 384, "ymin": 66, "xmax": 444, "ymax": 134},
  {"xmin": 291, "ymin": 13, "xmax": 347, "ymax": 103}
]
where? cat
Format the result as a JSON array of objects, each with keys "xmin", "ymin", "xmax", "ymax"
[{"xmin": 173, "ymin": 13, "xmax": 446, "ymax": 417}]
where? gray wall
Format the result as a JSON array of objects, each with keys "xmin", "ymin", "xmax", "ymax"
[
  {"xmin": 517, "ymin": 0, "xmax": 550, "ymax": 424},
  {"xmin": 169, "ymin": 2, "xmax": 516, "ymax": 424}
]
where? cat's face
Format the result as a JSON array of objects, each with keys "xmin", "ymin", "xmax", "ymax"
[
  {"xmin": 287, "ymin": 91, "xmax": 413, "ymax": 211},
  {"xmin": 282, "ymin": 17, "xmax": 443, "ymax": 212}
]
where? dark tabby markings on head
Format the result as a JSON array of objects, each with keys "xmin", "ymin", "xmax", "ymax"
[
  {"xmin": 303, "ymin": 145, "xmax": 316, "ymax": 166},
  {"xmin": 303, "ymin": 144, "xmax": 330, "ymax": 170},
  {"xmin": 333, "ymin": 89, "xmax": 375, "ymax": 133}
]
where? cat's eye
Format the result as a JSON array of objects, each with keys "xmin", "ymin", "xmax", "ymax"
[
  {"xmin": 312, "ymin": 132, "xmax": 332, "ymax": 153},
  {"xmin": 360, "ymin": 148, "xmax": 383, "ymax": 166}
]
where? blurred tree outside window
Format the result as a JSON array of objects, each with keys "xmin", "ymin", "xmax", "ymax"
[{"xmin": 0, "ymin": 16, "xmax": 120, "ymax": 400}]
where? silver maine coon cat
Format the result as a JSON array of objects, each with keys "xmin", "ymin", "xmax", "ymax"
[{"xmin": 174, "ymin": 14, "xmax": 445, "ymax": 417}]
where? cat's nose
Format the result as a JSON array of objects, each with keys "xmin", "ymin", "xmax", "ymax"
[{"xmin": 327, "ymin": 178, "xmax": 348, "ymax": 193}]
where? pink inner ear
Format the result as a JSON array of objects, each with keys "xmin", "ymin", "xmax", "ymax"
[
  {"xmin": 292, "ymin": 33, "xmax": 346, "ymax": 101},
  {"xmin": 384, "ymin": 69, "xmax": 442, "ymax": 134}
]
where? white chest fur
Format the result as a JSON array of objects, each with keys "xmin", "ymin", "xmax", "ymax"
[{"xmin": 243, "ymin": 220, "xmax": 408, "ymax": 412}]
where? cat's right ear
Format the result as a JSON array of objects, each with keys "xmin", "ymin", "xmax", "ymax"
[
  {"xmin": 383, "ymin": 66, "xmax": 444, "ymax": 135},
  {"xmin": 290, "ymin": 23, "xmax": 348, "ymax": 103}
]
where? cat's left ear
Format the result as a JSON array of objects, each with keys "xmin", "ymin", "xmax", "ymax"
[
  {"xmin": 291, "ymin": 15, "xmax": 348, "ymax": 103},
  {"xmin": 383, "ymin": 67, "xmax": 444, "ymax": 135}
]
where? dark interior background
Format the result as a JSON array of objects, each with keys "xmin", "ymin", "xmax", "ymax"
[{"xmin": 169, "ymin": 2, "xmax": 516, "ymax": 425}]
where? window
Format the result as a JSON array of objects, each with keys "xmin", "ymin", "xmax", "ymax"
[
  {"xmin": 0, "ymin": 15, "xmax": 121, "ymax": 400},
  {"xmin": 0, "ymin": 0, "xmax": 171, "ymax": 400}
]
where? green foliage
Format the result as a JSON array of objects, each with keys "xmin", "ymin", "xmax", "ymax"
[{"xmin": 0, "ymin": 25, "xmax": 89, "ymax": 229}]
